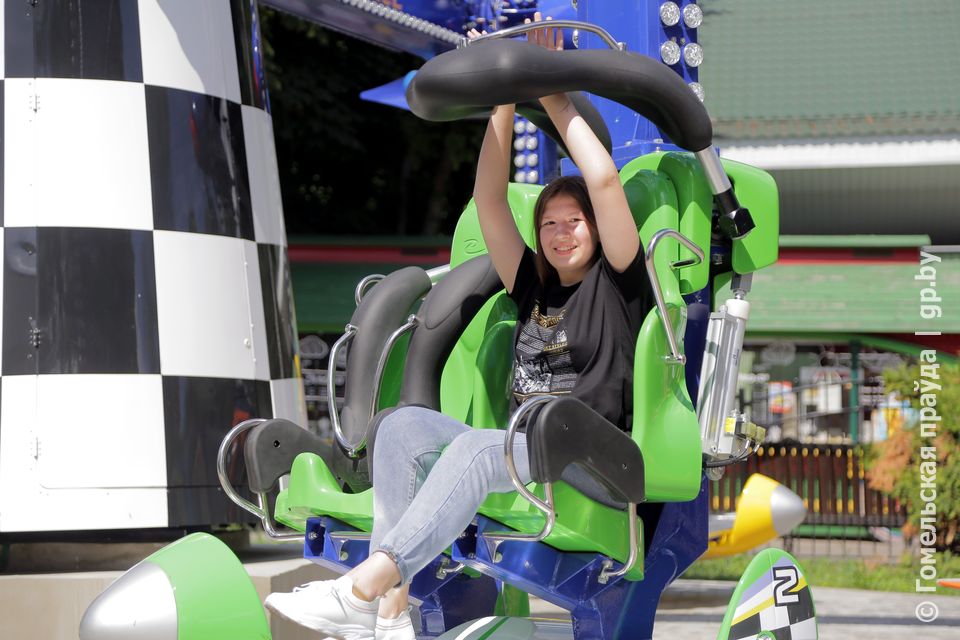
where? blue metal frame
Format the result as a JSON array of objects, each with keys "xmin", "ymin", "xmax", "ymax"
[
  {"xmin": 449, "ymin": 482, "xmax": 707, "ymax": 640},
  {"xmin": 302, "ymin": 516, "xmax": 500, "ymax": 637}
]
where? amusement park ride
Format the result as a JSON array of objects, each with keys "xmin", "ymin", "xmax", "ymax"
[{"xmin": 7, "ymin": 0, "xmax": 813, "ymax": 638}]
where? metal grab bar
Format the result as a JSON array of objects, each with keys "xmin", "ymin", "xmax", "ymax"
[
  {"xmin": 369, "ymin": 316, "xmax": 418, "ymax": 424},
  {"xmin": 487, "ymin": 395, "xmax": 643, "ymax": 584},
  {"xmin": 643, "ymin": 229, "xmax": 705, "ymax": 365},
  {"xmin": 598, "ymin": 502, "xmax": 640, "ymax": 584},
  {"xmin": 217, "ymin": 418, "xmax": 267, "ymax": 519},
  {"xmin": 256, "ymin": 493, "xmax": 302, "ymax": 540},
  {"xmin": 328, "ymin": 325, "xmax": 358, "ymax": 454},
  {"xmin": 354, "ymin": 274, "xmax": 385, "ymax": 307},
  {"xmin": 329, "ymin": 317, "xmax": 420, "ymax": 458},
  {"xmin": 484, "ymin": 396, "xmax": 558, "ymax": 554},
  {"xmin": 216, "ymin": 418, "xmax": 301, "ymax": 540},
  {"xmin": 460, "ymin": 19, "xmax": 625, "ymax": 51}
]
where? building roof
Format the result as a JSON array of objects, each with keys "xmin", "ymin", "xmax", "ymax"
[
  {"xmin": 717, "ymin": 251, "xmax": 960, "ymax": 334},
  {"xmin": 700, "ymin": 0, "xmax": 960, "ymax": 141},
  {"xmin": 778, "ymin": 235, "xmax": 930, "ymax": 249},
  {"xmin": 290, "ymin": 237, "xmax": 959, "ymax": 337}
]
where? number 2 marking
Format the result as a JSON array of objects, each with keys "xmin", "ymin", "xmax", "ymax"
[{"xmin": 773, "ymin": 567, "xmax": 800, "ymax": 605}]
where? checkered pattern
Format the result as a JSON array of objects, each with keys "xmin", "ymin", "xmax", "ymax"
[{"xmin": 0, "ymin": 0, "xmax": 305, "ymax": 533}]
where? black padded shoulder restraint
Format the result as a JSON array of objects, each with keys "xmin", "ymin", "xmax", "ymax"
[
  {"xmin": 407, "ymin": 38, "xmax": 712, "ymax": 152},
  {"xmin": 528, "ymin": 397, "xmax": 645, "ymax": 505},
  {"xmin": 339, "ymin": 267, "xmax": 433, "ymax": 448},
  {"xmin": 399, "ymin": 255, "xmax": 504, "ymax": 410}
]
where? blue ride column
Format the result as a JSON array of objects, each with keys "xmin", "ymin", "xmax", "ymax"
[
  {"xmin": 570, "ymin": 0, "xmax": 704, "ymax": 171},
  {"xmin": 568, "ymin": 3, "xmax": 710, "ymax": 639}
]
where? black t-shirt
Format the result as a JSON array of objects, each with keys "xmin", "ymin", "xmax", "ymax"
[{"xmin": 507, "ymin": 246, "xmax": 653, "ymax": 431}]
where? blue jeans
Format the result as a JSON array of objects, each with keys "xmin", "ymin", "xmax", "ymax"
[{"xmin": 368, "ymin": 406, "xmax": 532, "ymax": 584}]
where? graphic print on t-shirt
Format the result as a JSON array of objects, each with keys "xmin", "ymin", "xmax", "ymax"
[{"xmin": 513, "ymin": 301, "xmax": 578, "ymax": 401}]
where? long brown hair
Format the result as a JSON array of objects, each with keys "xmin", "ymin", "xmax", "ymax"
[{"xmin": 532, "ymin": 175, "xmax": 600, "ymax": 285}]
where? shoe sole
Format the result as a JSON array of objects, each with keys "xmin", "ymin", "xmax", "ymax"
[{"xmin": 265, "ymin": 601, "xmax": 375, "ymax": 640}]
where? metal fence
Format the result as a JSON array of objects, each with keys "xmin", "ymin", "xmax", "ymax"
[
  {"xmin": 741, "ymin": 376, "xmax": 892, "ymax": 444},
  {"xmin": 710, "ymin": 443, "xmax": 908, "ymax": 559}
]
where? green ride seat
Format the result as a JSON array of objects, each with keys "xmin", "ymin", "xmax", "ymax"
[
  {"xmin": 272, "ymin": 154, "xmax": 779, "ymax": 582},
  {"xmin": 444, "ymin": 167, "xmax": 693, "ymax": 581}
]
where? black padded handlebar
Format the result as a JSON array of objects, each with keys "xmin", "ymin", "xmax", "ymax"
[
  {"xmin": 517, "ymin": 92, "xmax": 612, "ymax": 156},
  {"xmin": 340, "ymin": 266, "xmax": 432, "ymax": 445},
  {"xmin": 400, "ymin": 255, "xmax": 503, "ymax": 409},
  {"xmin": 528, "ymin": 397, "xmax": 645, "ymax": 505},
  {"xmin": 407, "ymin": 38, "xmax": 712, "ymax": 152}
]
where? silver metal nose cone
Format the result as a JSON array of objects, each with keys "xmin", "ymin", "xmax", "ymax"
[
  {"xmin": 770, "ymin": 484, "xmax": 807, "ymax": 536},
  {"xmin": 79, "ymin": 561, "xmax": 178, "ymax": 640}
]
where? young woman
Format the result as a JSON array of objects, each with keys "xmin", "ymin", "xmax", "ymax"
[{"xmin": 265, "ymin": 16, "xmax": 652, "ymax": 640}]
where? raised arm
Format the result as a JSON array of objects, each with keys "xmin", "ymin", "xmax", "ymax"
[
  {"xmin": 538, "ymin": 96, "xmax": 639, "ymax": 271},
  {"xmin": 530, "ymin": 19, "xmax": 639, "ymax": 272},
  {"xmin": 473, "ymin": 103, "xmax": 527, "ymax": 293}
]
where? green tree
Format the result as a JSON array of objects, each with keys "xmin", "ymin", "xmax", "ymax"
[
  {"xmin": 260, "ymin": 9, "xmax": 485, "ymax": 236},
  {"xmin": 867, "ymin": 360, "xmax": 960, "ymax": 551}
]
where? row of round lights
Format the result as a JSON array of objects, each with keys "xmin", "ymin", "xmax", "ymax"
[
  {"xmin": 658, "ymin": 2, "xmax": 705, "ymax": 102},
  {"xmin": 659, "ymin": 1, "xmax": 703, "ymax": 29},
  {"xmin": 513, "ymin": 119, "xmax": 540, "ymax": 184}
]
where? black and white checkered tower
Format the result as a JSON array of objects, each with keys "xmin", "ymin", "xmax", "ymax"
[{"xmin": 0, "ymin": 0, "xmax": 305, "ymax": 533}]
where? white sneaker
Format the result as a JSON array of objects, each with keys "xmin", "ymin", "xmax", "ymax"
[
  {"xmin": 265, "ymin": 575, "xmax": 378, "ymax": 640},
  {"xmin": 376, "ymin": 609, "xmax": 416, "ymax": 640}
]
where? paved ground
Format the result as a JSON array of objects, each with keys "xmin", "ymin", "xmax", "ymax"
[
  {"xmin": 4, "ymin": 539, "xmax": 956, "ymax": 639},
  {"xmin": 528, "ymin": 578, "xmax": 960, "ymax": 639}
]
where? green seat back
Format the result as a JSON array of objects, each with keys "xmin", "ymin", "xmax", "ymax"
[{"xmin": 619, "ymin": 152, "xmax": 712, "ymax": 293}]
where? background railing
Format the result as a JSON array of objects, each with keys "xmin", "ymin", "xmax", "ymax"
[{"xmin": 710, "ymin": 443, "xmax": 908, "ymax": 559}]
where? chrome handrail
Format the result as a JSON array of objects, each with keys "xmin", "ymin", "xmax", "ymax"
[
  {"xmin": 643, "ymin": 229, "xmax": 705, "ymax": 365},
  {"xmin": 482, "ymin": 395, "xmax": 642, "ymax": 582},
  {"xmin": 328, "ymin": 325, "xmax": 358, "ymax": 454},
  {"xmin": 483, "ymin": 396, "xmax": 558, "ymax": 554},
  {"xmin": 217, "ymin": 418, "xmax": 268, "ymax": 519},
  {"xmin": 354, "ymin": 274, "xmax": 385, "ymax": 307},
  {"xmin": 598, "ymin": 502, "xmax": 641, "ymax": 583},
  {"xmin": 369, "ymin": 316, "xmax": 419, "ymax": 424},
  {"xmin": 216, "ymin": 418, "xmax": 301, "ymax": 541},
  {"xmin": 460, "ymin": 19, "xmax": 625, "ymax": 51},
  {"xmin": 256, "ymin": 493, "xmax": 303, "ymax": 541},
  {"xmin": 330, "ymin": 316, "xmax": 419, "ymax": 458}
]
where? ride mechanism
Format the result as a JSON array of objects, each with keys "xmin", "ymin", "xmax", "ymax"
[{"xmin": 82, "ymin": 2, "xmax": 815, "ymax": 639}]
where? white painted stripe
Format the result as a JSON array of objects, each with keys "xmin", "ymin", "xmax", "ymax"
[
  {"xmin": 243, "ymin": 239, "xmax": 272, "ymax": 381},
  {"xmin": 0, "ymin": 375, "xmax": 170, "ymax": 532},
  {"xmin": 790, "ymin": 616, "xmax": 818, "ymax": 638},
  {"xmin": 270, "ymin": 377, "xmax": 308, "ymax": 426},
  {"xmin": 243, "ymin": 106, "xmax": 287, "ymax": 246},
  {"xmin": 720, "ymin": 136, "xmax": 960, "ymax": 170},
  {"xmin": 37, "ymin": 374, "xmax": 167, "ymax": 489},
  {"xmin": 0, "ymin": 375, "xmax": 39, "ymax": 532},
  {"xmin": 733, "ymin": 582, "xmax": 774, "ymax": 621},
  {"xmin": 6, "ymin": 79, "xmax": 153, "ymax": 229},
  {"xmin": 5, "ymin": 79, "xmax": 39, "ymax": 227},
  {"xmin": 139, "ymin": 0, "xmax": 242, "ymax": 103},
  {"xmin": 155, "ymin": 231, "xmax": 264, "ymax": 380}
]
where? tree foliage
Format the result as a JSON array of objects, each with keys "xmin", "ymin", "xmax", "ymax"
[
  {"xmin": 867, "ymin": 360, "xmax": 960, "ymax": 552},
  {"xmin": 260, "ymin": 9, "xmax": 485, "ymax": 236}
]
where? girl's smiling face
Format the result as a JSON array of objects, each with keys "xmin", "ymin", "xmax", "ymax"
[{"xmin": 538, "ymin": 194, "xmax": 599, "ymax": 286}]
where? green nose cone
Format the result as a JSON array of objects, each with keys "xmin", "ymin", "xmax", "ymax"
[{"xmin": 81, "ymin": 533, "xmax": 271, "ymax": 640}]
